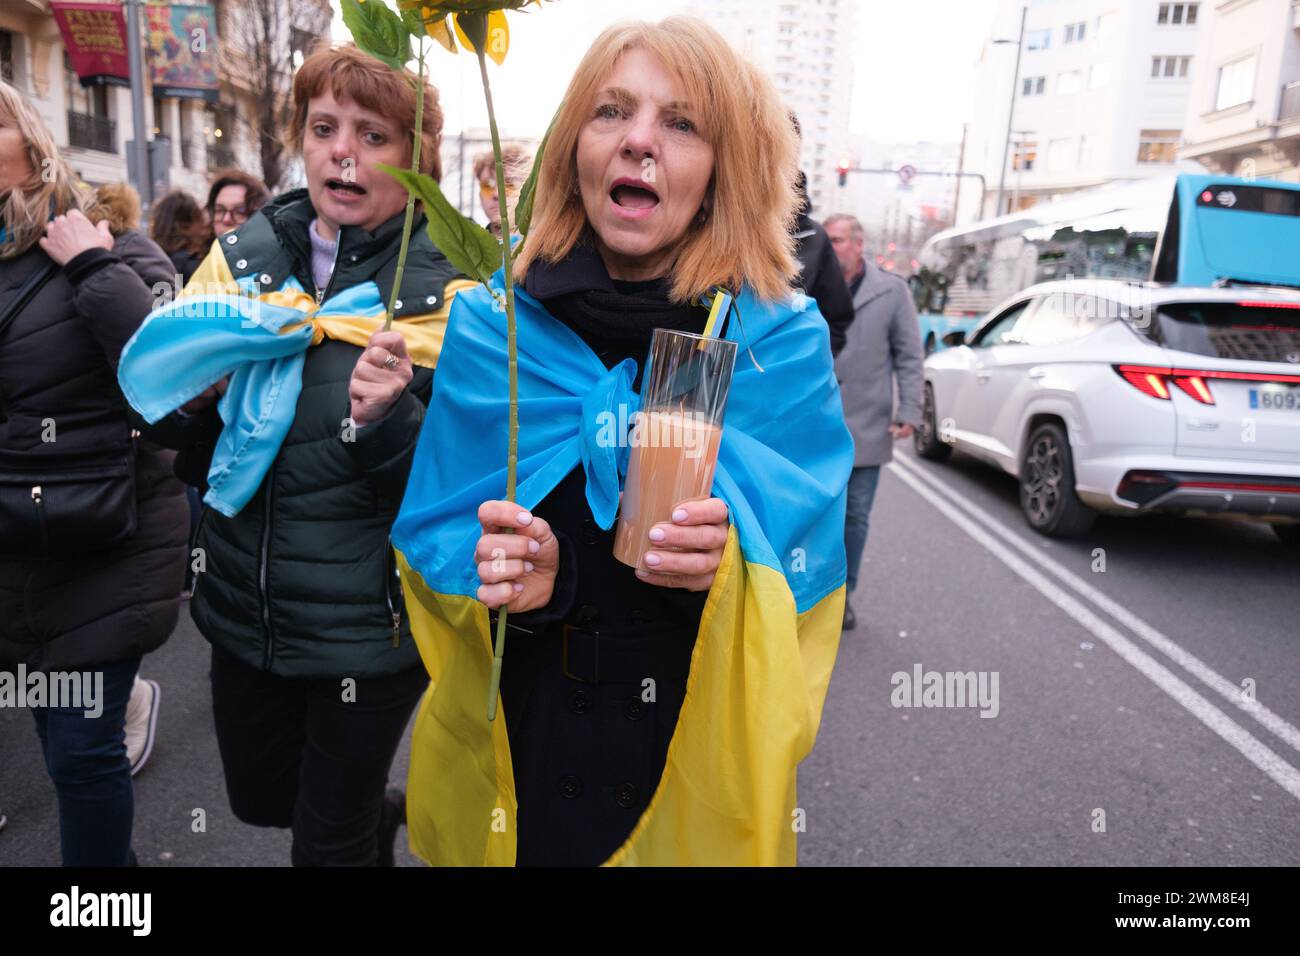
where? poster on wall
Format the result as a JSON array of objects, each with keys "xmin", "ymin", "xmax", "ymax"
[
  {"xmin": 147, "ymin": 2, "xmax": 220, "ymax": 102},
  {"xmin": 51, "ymin": 0, "xmax": 130, "ymax": 89}
]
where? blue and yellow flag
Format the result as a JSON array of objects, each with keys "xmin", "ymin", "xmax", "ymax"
[
  {"xmin": 391, "ymin": 274, "xmax": 853, "ymax": 866},
  {"xmin": 118, "ymin": 241, "xmax": 469, "ymax": 516}
]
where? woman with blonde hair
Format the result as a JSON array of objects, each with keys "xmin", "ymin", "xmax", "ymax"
[
  {"xmin": 0, "ymin": 80, "xmax": 188, "ymax": 866},
  {"xmin": 392, "ymin": 16, "xmax": 853, "ymax": 866}
]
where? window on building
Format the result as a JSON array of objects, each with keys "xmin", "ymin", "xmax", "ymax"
[
  {"xmin": 1151, "ymin": 55, "xmax": 1191, "ymax": 79},
  {"xmin": 1089, "ymin": 62, "xmax": 1111, "ymax": 89},
  {"xmin": 1096, "ymin": 12, "xmax": 1118, "ymax": 40},
  {"xmin": 1137, "ymin": 129, "xmax": 1180, "ymax": 163},
  {"xmin": 1215, "ymin": 55, "xmax": 1256, "ymax": 110},
  {"xmin": 152, "ymin": 94, "xmax": 170, "ymax": 138},
  {"xmin": 1064, "ymin": 21, "xmax": 1087, "ymax": 44},
  {"xmin": 1158, "ymin": 3, "xmax": 1198, "ymax": 25},
  {"xmin": 1047, "ymin": 137, "xmax": 1074, "ymax": 171},
  {"xmin": 1012, "ymin": 141, "xmax": 1038, "ymax": 172},
  {"xmin": 64, "ymin": 53, "xmax": 109, "ymax": 118},
  {"xmin": 1026, "ymin": 29, "xmax": 1051, "ymax": 51},
  {"xmin": 0, "ymin": 30, "xmax": 14, "ymax": 84},
  {"xmin": 1022, "ymin": 75, "xmax": 1047, "ymax": 96},
  {"xmin": 1058, "ymin": 70, "xmax": 1083, "ymax": 95}
]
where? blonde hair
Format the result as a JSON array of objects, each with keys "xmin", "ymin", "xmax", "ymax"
[
  {"xmin": 0, "ymin": 81, "xmax": 88, "ymax": 258},
  {"xmin": 473, "ymin": 143, "xmax": 532, "ymax": 185},
  {"xmin": 512, "ymin": 16, "xmax": 800, "ymax": 304}
]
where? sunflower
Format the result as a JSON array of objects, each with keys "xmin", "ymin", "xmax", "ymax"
[{"xmin": 395, "ymin": 0, "xmax": 547, "ymax": 64}]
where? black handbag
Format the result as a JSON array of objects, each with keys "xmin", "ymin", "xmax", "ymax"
[{"xmin": 0, "ymin": 258, "xmax": 138, "ymax": 557}]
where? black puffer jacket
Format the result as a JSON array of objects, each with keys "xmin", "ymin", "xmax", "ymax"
[
  {"xmin": 0, "ymin": 231, "xmax": 189, "ymax": 670},
  {"xmin": 144, "ymin": 190, "xmax": 463, "ymax": 679}
]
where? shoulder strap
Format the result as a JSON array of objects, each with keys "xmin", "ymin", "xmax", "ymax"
[{"xmin": 0, "ymin": 259, "xmax": 59, "ymax": 342}]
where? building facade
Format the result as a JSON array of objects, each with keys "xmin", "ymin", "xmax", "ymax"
[
  {"xmin": 1178, "ymin": 0, "xmax": 1300, "ymax": 182},
  {"xmin": 694, "ymin": 0, "xmax": 856, "ymax": 218},
  {"xmin": 0, "ymin": 0, "xmax": 328, "ymax": 202},
  {"xmin": 966, "ymin": 0, "xmax": 1202, "ymax": 217}
]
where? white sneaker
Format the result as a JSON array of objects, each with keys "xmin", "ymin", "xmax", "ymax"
[{"xmin": 124, "ymin": 677, "xmax": 160, "ymax": 777}]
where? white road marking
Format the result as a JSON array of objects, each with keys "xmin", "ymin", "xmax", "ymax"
[
  {"xmin": 885, "ymin": 457, "xmax": 1300, "ymax": 803},
  {"xmin": 892, "ymin": 452, "xmax": 1300, "ymax": 756}
]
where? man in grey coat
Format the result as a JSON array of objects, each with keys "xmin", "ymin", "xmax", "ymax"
[{"xmin": 824, "ymin": 214, "xmax": 924, "ymax": 630}]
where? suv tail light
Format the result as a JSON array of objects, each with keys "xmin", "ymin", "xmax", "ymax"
[
  {"xmin": 1114, "ymin": 364, "xmax": 1300, "ymax": 405},
  {"xmin": 1115, "ymin": 364, "xmax": 1172, "ymax": 400}
]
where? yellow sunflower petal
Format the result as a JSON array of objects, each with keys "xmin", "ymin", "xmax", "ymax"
[
  {"xmin": 426, "ymin": 16, "xmax": 456, "ymax": 53},
  {"xmin": 484, "ymin": 10, "xmax": 510, "ymax": 65},
  {"xmin": 452, "ymin": 11, "xmax": 510, "ymax": 65}
]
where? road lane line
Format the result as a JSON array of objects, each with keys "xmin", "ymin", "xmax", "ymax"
[
  {"xmin": 892, "ymin": 452, "xmax": 1300, "ymax": 756},
  {"xmin": 885, "ymin": 460, "xmax": 1300, "ymax": 803}
]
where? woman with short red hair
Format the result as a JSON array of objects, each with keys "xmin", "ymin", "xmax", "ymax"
[{"xmin": 130, "ymin": 44, "xmax": 472, "ymax": 866}]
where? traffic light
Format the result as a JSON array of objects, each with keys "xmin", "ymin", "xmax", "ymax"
[{"xmin": 837, "ymin": 158, "xmax": 851, "ymax": 187}]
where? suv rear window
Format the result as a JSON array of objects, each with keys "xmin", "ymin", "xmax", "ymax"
[{"xmin": 1130, "ymin": 303, "xmax": 1300, "ymax": 362}]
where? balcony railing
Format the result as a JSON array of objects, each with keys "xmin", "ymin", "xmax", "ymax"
[
  {"xmin": 206, "ymin": 143, "xmax": 236, "ymax": 171},
  {"xmin": 67, "ymin": 111, "xmax": 116, "ymax": 153},
  {"xmin": 1282, "ymin": 81, "xmax": 1300, "ymax": 123}
]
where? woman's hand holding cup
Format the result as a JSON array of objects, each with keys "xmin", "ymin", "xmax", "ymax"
[
  {"xmin": 634, "ymin": 496, "xmax": 729, "ymax": 592},
  {"xmin": 474, "ymin": 500, "xmax": 559, "ymax": 613}
]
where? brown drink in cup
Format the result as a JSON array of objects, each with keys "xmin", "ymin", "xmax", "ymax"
[
  {"xmin": 613, "ymin": 410, "xmax": 725, "ymax": 568},
  {"xmin": 614, "ymin": 329, "xmax": 736, "ymax": 570}
]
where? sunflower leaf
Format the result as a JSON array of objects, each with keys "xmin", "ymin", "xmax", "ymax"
[
  {"xmin": 514, "ymin": 100, "xmax": 558, "ymax": 237},
  {"xmin": 380, "ymin": 164, "xmax": 503, "ymax": 288},
  {"xmin": 341, "ymin": 0, "xmax": 412, "ymax": 70}
]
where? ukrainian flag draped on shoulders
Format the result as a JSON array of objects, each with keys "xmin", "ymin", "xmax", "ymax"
[
  {"xmin": 392, "ymin": 269, "xmax": 854, "ymax": 866},
  {"xmin": 116, "ymin": 234, "xmax": 468, "ymax": 517}
]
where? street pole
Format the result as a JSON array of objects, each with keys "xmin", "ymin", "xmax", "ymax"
[
  {"xmin": 995, "ymin": 5, "xmax": 1027, "ymax": 217},
  {"xmin": 124, "ymin": 0, "xmax": 151, "ymax": 208},
  {"xmin": 952, "ymin": 122, "xmax": 968, "ymax": 228}
]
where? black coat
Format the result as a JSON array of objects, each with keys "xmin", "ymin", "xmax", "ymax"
[
  {"xmin": 794, "ymin": 215, "xmax": 854, "ymax": 357},
  {"xmin": 793, "ymin": 175, "xmax": 854, "ymax": 357},
  {"xmin": 499, "ymin": 247, "xmax": 713, "ymax": 866},
  {"xmin": 0, "ymin": 231, "xmax": 189, "ymax": 670}
]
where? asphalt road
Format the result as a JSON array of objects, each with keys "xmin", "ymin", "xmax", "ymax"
[
  {"xmin": 2, "ymin": 442, "xmax": 1297, "ymax": 866},
  {"xmin": 798, "ymin": 443, "xmax": 1300, "ymax": 865}
]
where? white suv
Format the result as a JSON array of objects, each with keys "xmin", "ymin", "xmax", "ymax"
[{"xmin": 915, "ymin": 280, "xmax": 1300, "ymax": 543}]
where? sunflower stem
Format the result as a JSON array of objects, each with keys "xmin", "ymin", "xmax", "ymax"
[
  {"xmin": 477, "ymin": 40, "xmax": 518, "ymax": 722},
  {"xmin": 384, "ymin": 35, "xmax": 426, "ymax": 334}
]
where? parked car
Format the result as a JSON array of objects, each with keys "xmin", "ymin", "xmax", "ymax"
[{"xmin": 915, "ymin": 279, "xmax": 1300, "ymax": 543}]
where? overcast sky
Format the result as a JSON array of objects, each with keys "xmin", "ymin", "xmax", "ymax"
[{"xmin": 330, "ymin": 0, "xmax": 1002, "ymax": 145}]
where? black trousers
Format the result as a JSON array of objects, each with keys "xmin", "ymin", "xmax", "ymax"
[{"xmin": 209, "ymin": 643, "xmax": 427, "ymax": 866}]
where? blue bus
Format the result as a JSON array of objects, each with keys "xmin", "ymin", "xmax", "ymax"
[{"xmin": 910, "ymin": 173, "xmax": 1300, "ymax": 354}]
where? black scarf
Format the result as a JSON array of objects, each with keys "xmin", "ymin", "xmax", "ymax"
[{"xmin": 522, "ymin": 239, "xmax": 709, "ymax": 373}]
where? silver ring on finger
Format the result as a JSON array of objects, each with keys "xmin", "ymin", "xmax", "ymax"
[{"xmin": 383, "ymin": 353, "xmax": 399, "ymax": 370}]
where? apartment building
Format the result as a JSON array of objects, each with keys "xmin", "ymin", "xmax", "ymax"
[
  {"xmin": 1178, "ymin": 0, "xmax": 1300, "ymax": 182},
  {"xmin": 694, "ymin": 0, "xmax": 856, "ymax": 218},
  {"xmin": 966, "ymin": 0, "xmax": 1202, "ymax": 216}
]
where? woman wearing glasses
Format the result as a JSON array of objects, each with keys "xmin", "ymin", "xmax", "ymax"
[{"xmin": 205, "ymin": 169, "xmax": 271, "ymax": 238}]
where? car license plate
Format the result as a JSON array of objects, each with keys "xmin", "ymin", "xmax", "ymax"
[{"xmin": 1250, "ymin": 386, "xmax": 1300, "ymax": 411}]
